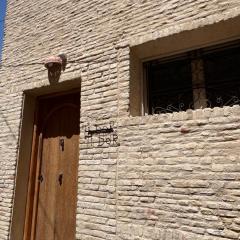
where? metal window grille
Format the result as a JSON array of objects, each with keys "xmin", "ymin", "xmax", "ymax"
[{"xmin": 145, "ymin": 41, "xmax": 240, "ymax": 114}]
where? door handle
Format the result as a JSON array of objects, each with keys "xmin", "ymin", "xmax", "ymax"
[{"xmin": 58, "ymin": 174, "xmax": 63, "ymax": 186}]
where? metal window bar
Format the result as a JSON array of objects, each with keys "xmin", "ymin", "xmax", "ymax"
[{"xmin": 145, "ymin": 41, "xmax": 240, "ymax": 114}]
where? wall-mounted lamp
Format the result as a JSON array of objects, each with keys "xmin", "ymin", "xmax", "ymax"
[
  {"xmin": 44, "ymin": 55, "xmax": 62, "ymax": 69},
  {"xmin": 44, "ymin": 54, "xmax": 67, "ymax": 84}
]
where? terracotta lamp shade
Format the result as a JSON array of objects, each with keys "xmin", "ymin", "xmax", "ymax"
[{"xmin": 44, "ymin": 56, "xmax": 63, "ymax": 69}]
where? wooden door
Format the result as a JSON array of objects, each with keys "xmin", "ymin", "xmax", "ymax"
[{"xmin": 24, "ymin": 92, "xmax": 80, "ymax": 240}]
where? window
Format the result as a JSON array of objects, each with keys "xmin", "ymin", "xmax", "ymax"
[{"xmin": 144, "ymin": 41, "xmax": 240, "ymax": 114}]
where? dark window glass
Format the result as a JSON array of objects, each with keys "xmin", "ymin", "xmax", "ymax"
[
  {"xmin": 145, "ymin": 41, "xmax": 240, "ymax": 115},
  {"xmin": 203, "ymin": 45, "xmax": 240, "ymax": 107},
  {"xmin": 147, "ymin": 56, "xmax": 193, "ymax": 114}
]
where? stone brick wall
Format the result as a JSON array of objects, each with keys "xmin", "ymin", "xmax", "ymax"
[
  {"xmin": 116, "ymin": 108, "xmax": 240, "ymax": 240},
  {"xmin": 0, "ymin": 0, "xmax": 240, "ymax": 239}
]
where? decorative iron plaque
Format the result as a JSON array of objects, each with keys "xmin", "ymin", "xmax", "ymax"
[{"xmin": 84, "ymin": 121, "xmax": 119, "ymax": 147}]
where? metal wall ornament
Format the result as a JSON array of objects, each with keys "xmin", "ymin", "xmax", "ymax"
[{"xmin": 84, "ymin": 121, "xmax": 119, "ymax": 147}]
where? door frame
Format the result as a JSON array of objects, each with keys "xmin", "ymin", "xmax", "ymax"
[{"xmin": 23, "ymin": 89, "xmax": 80, "ymax": 240}]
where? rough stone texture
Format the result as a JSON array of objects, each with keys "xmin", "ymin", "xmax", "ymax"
[
  {"xmin": 116, "ymin": 108, "xmax": 240, "ymax": 240},
  {"xmin": 0, "ymin": 0, "xmax": 240, "ymax": 240}
]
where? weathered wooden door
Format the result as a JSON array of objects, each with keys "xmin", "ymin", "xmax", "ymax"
[{"xmin": 24, "ymin": 92, "xmax": 80, "ymax": 240}]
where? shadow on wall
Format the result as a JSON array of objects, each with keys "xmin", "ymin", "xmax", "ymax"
[
  {"xmin": 47, "ymin": 64, "xmax": 62, "ymax": 84},
  {"xmin": 0, "ymin": 107, "xmax": 17, "ymax": 141}
]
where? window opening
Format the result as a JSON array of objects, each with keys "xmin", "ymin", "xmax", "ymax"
[
  {"xmin": 145, "ymin": 41, "xmax": 240, "ymax": 114},
  {"xmin": 203, "ymin": 45, "xmax": 240, "ymax": 108},
  {"xmin": 146, "ymin": 55, "xmax": 193, "ymax": 114}
]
